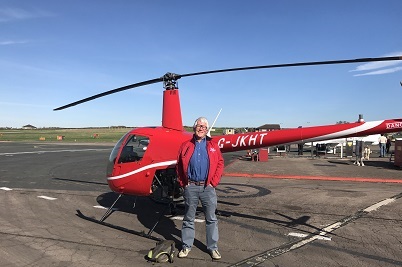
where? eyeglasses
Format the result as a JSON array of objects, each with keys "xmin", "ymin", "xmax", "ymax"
[{"xmin": 195, "ymin": 125, "xmax": 208, "ymax": 130}]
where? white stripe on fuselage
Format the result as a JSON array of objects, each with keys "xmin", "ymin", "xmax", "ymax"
[
  {"xmin": 107, "ymin": 160, "xmax": 177, "ymax": 180},
  {"xmin": 303, "ymin": 120, "xmax": 383, "ymax": 143}
]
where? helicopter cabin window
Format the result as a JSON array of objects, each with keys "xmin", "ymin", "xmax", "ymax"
[{"xmin": 118, "ymin": 135, "xmax": 149, "ymax": 163}]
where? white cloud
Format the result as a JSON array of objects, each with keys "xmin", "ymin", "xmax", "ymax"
[
  {"xmin": 0, "ymin": 102, "xmax": 52, "ymax": 108},
  {"xmin": 0, "ymin": 59, "xmax": 59, "ymax": 75},
  {"xmin": 0, "ymin": 7, "xmax": 32, "ymax": 21},
  {"xmin": 350, "ymin": 61, "xmax": 401, "ymax": 72},
  {"xmin": 350, "ymin": 52, "xmax": 402, "ymax": 76},
  {"xmin": 0, "ymin": 40, "xmax": 29, "ymax": 45},
  {"xmin": 0, "ymin": 7, "xmax": 53, "ymax": 22},
  {"xmin": 353, "ymin": 66, "xmax": 402, "ymax": 76}
]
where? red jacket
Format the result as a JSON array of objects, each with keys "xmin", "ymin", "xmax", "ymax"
[{"xmin": 176, "ymin": 136, "xmax": 224, "ymax": 188}]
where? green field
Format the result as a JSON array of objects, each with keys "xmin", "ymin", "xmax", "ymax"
[
  {"xmin": 0, "ymin": 128, "xmax": 131, "ymax": 143},
  {"xmin": 2, "ymin": 127, "xmax": 400, "ymax": 144},
  {"xmin": 0, "ymin": 127, "xmax": 225, "ymax": 143}
]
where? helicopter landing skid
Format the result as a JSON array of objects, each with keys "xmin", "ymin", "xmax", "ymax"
[
  {"xmin": 99, "ymin": 193, "xmax": 123, "ymax": 222},
  {"xmin": 76, "ymin": 189, "xmax": 176, "ymax": 241},
  {"xmin": 76, "ymin": 209, "xmax": 162, "ymax": 241}
]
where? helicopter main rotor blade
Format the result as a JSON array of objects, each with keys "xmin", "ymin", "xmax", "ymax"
[
  {"xmin": 179, "ymin": 56, "xmax": 402, "ymax": 78},
  {"xmin": 54, "ymin": 77, "xmax": 163, "ymax": 110},
  {"xmin": 54, "ymin": 56, "xmax": 401, "ymax": 110}
]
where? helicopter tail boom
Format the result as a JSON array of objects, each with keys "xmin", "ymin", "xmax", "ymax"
[{"xmin": 216, "ymin": 118, "xmax": 402, "ymax": 153}]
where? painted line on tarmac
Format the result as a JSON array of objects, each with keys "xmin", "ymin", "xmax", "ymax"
[
  {"xmin": 230, "ymin": 192, "xmax": 402, "ymax": 267},
  {"xmin": 223, "ymin": 172, "xmax": 402, "ymax": 184},
  {"xmin": 94, "ymin": 205, "xmax": 109, "ymax": 210},
  {"xmin": 0, "ymin": 148, "xmax": 110, "ymax": 156},
  {"xmin": 0, "ymin": 187, "xmax": 12, "ymax": 191},
  {"xmin": 171, "ymin": 216, "xmax": 205, "ymax": 223},
  {"xmin": 93, "ymin": 205, "xmax": 119, "ymax": 211},
  {"xmin": 37, "ymin": 196, "xmax": 57, "ymax": 200},
  {"xmin": 288, "ymin": 232, "xmax": 331, "ymax": 241}
]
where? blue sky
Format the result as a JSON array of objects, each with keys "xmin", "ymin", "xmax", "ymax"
[{"xmin": 1, "ymin": 1, "xmax": 401, "ymax": 129}]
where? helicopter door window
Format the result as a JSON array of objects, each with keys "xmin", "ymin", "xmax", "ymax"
[{"xmin": 118, "ymin": 135, "xmax": 149, "ymax": 163}]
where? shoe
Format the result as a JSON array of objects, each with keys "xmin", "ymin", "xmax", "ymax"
[
  {"xmin": 178, "ymin": 248, "xmax": 190, "ymax": 258},
  {"xmin": 210, "ymin": 250, "xmax": 221, "ymax": 260}
]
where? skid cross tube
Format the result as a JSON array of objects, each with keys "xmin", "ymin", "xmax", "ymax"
[{"xmin": 100, "ymin": 193, "xmax": 122, "ymax": 222}]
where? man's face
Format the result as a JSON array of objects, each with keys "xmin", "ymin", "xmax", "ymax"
[{"xmin": 194, "ymin": 121, "xmax": 208, "ymax": 140}]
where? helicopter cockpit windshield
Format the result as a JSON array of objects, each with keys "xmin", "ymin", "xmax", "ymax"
[
  {"xmin": 117, "ymin": 135, "xmax": 149, "ymax": 163},
  {"xmin": 108, "ymin": 133, "xmax": 149, "ymax": 165},
  {"xmin": 107, "ymin": 133, "xmax": 150, "ymax": 176}
]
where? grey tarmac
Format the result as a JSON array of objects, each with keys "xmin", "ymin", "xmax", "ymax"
[{"xmin": 0, "ymin": 142, "xmax": 401, "ymax": 267}]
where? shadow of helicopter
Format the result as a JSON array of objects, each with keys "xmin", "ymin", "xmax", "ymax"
[
  {"xmin": 274, "ymin": 212, "xmax": 321, "ymax": 231},
  {"xmin": 64, "ymin": 174, "xmax": 343, "ymax": 247},
  {"xmin": 77, "ymin": 192, "xmax": 179, "ymax": 241},
  {"xmin": 77, "ymin": 190, "xmax": 348, "ymax": 253},
  {"xmin": 76, "ymin": 192, "xmax": 211, "ymax": 252},
  {"xmin": 58, "ymin": 176, "xmax": 241, "ymax": 251},
  {"xmin": 328, "ymin": 159, "xmax": 399, "ymax": 170},
  {"xmin": 215, "ymin": 209, "xmax": 347, "ymax": 241}
]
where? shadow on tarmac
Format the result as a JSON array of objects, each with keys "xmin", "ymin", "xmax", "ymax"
[
  {"xmin": 328, "ymin": 159, "xmax": 399, "ymax": 170},
  {"xmin": 75, "ymin": 189, "xmax": 349, "ymax": 253}
]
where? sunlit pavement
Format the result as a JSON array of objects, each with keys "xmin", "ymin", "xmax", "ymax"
[{"xmin": 0, "ymin": 142, "xmax": 401, "ymax": 266}]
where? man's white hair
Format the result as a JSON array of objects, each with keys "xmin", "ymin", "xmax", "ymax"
[{"xmin": 193, "ymin": 117, "xmax": 209, "ymax": 129}]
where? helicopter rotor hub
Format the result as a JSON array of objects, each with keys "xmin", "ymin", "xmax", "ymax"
[{"xmin": 162, "ymin": 72, "xmax": 180, "ymax": 90}]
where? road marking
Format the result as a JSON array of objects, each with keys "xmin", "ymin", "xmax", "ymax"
[
  {"xmin": 230, "ymin": 193, "xmax": 400, "ymax": 267},
  {"xmin": 287, "ymin": 232, "xmax": 331, "ymax": 241},
  {"xmin": 0, "ymin": 148, "xmax": 110, "ymax": 156},
  {"xmin": 37, "ymin": 196, "xmax": 57, "ymax": 200},
  {"xmin": 93, "ymin": 205, "xmax": 119, "ymax": 211},
  {"xmin": 363, "ymin": 198, "xmax": 395, "ymax": 212},
  {"xmin": 93, "ymin": 205, "xmax": 108, "ymax": 209},
  {"xmin": 287, "ymin": 232, "xmax": 306, "ymax": 238},
  {"xmin": 0, "ymin": 187, "xmax": 12, "ymax": 191},
  {"xmin": 171, "ymin": 216, "xmax": 205, "ymax": 223}
]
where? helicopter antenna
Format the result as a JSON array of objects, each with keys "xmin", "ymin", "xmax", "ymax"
[{"xmin": 208, "ymin": 108, "xmax": 223, "ymax": 137}]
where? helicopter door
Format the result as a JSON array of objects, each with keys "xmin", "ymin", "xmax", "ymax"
[
  {"xmin": 118, "ymin": 134, "xmax": 149, "ymax": 163},
  {"xmin": 107, "ymin": 133, "xmax": 151, "ymax": 176}
]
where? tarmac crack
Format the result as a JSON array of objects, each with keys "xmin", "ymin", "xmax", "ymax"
[{"xmin": 229, "ymin": 193, "xmax": 401, "ymax": 267}]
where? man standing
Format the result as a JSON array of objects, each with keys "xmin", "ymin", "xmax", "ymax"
[
  {"xmin": 176, "ymin": 117, "xmax": 224, "ymax": 260},
  {"xmin": 297, "ymin": 142, "xmax": 304, "ymax": 155},
  {"xmin": 386, "ymin": 136, "xmax": 392, "ymax": 154},
  {"xmin": 378, "ymin": 134, "xmax": 387, "ymax": 157}
]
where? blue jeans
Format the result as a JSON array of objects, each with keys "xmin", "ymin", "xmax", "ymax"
[
  {"xmin": 380, "ymin": 143, "xmax": 386, "ymax": 157},
  {"xmin": 181, "ymin": 184, "xmax": 219, "ymax": 251}
]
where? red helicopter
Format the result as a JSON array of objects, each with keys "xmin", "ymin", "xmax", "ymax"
[{"xmin": 55, "ymin": 56, "xmax": 402, "ymax": 230}]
